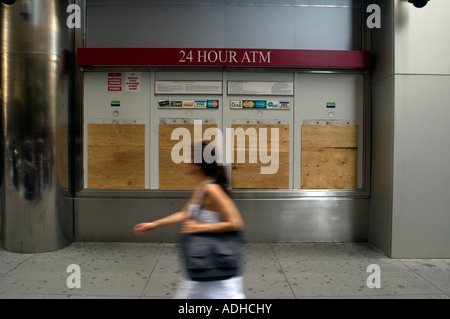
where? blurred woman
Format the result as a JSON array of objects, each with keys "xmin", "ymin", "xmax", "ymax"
[{"xmin": 133, "ymin": 141, "xmax": 245, "ymax": 299}]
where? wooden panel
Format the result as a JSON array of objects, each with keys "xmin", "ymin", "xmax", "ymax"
[
  {"xmin": 302, "ymin": 125, "xmax": 358, "ymax": 148},
  {"xmin": 88, "ymin": 124, "xmax": 145, "ymax": 189},
  {"xmin": 301, "ymin": 125, "xmax": 357, "ymax": 189},
  {"xmin": 159, "ymin": 124, "xmax": 217, "ymax": 190},
  {"xmin": 231, "ymin": 124, "xmax": 289, "ymax": 189}
]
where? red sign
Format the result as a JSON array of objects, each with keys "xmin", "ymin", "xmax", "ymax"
[
  {"xmin": 107, "ymin": 72, "xmax": 122, "ymax": 92},
  {"xmin": 78, "ymin": 48, "xmax": 370, "ymax": 69}
]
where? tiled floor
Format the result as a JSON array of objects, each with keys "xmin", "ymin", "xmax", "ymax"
[{"xmin": 0, "ymin": 242, "xmax": 449, "ymax": 299}]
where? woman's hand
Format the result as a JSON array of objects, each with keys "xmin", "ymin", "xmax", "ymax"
[
  {"xmin": 181, "ymin": 219, "xmax": 209, "ymax": 234},
  {"xmin": 133, "ymin": 222, "xmax": 158, "ymax": 235}
]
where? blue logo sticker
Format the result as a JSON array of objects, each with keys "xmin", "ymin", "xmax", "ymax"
[
  {"xmin": 254, "ymin": 100, "xmax": 267, "ymax": 108},
  {"xmin": 267, "ymin": 101, "xmax": 279, "ymax": 109}
]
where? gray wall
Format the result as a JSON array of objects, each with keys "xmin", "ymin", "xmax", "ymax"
[
  {"xmin": 369, "ymin": 0, "xmax": 395, "ymax": 257},
  {"xmin": 392, "ymin": 0, "xmax": 450, "ymax": 257},
  {"xmin": 76, "ymin": 196, "xmax": 369, "ymax": 243},
  {"xmin": 370, "ymin": 0, "xmax": 450, "ymax": 258},
  {"xmin": 86, "ymin": 0, "xmax": 362, "ymax": 50}
]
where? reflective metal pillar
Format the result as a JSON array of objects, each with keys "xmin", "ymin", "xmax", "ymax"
[{"xmin": 1, "ymin": 0, "xmax": 74, "ymax": 252}]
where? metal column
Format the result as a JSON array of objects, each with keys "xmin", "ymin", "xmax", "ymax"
[{"xmin": 1, "ymin": 0, "xmax": 74, "ymax": 252}]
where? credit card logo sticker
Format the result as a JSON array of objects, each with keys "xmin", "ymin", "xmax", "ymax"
[
  {"xmin": 230, "ymin": 101, "xmax": 243, "ymax": 109},
  {"xmin": 159, "ymin": 100, "xmax": 170, "ymax": 107},
  {"xmin": 254, "ymin": 100, "xmax": 267, "ymax": 108},
  {"xmin": 279, "ymin": 102, "xmax": 290, "ymax": 109},
  {"xmin": 243, "ymin": 100, "xmax": 255, "ymax": 108},
  {"xmin": 194, "ymin": 101, "xmax": 207, "ymax": 108},
  {"xmin": 267, "ymin": 101, "xmax": 279, "ymax": 108},
  {"xmin": 207, "ymin": 100, "xmax": 219, "ymax": 108},
  {"xmin": 183, "ymin": 101, "xmax": 195, "ymax": 108},
  {"xmin": 171, "ymin": 101, "xmax": 183, "ymax": 107}
]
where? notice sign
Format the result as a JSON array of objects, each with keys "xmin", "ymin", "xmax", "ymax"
[
  {"xmin": 125, "ymin": 72, "xmax": 141, "ymax": 92},
  {"xmin": 108, "ymin": 73, "xmax": 122, "ymax": 92},
  {"xmin": 228, "ymin": 81, "xmax": 293, "ymax": 96},
  {"xmin": 155, "ymin": 81, "xmax": 222, "ymax": 95}
]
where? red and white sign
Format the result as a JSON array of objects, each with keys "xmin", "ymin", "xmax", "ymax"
[
  {"xmin": 125, "ymin": 72, "xmax": 141, "ymax": 92},
  {"xmin": 107, "ymin": 72, "xmax": 122, "ymax": 92}
]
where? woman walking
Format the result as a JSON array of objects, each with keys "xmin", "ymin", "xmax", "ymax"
[{"xmin": 133, "ymin": 142, "xmax": 245, "ymax": 299}]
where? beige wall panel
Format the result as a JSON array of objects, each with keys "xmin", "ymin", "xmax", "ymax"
[
  {"xmin": 302, "ymin": 125, "xmax": 357, "ymax": 189},
  {"xmin": 88, "ymin": 124, "xmax": 145, "ymax": 189},
  {"xmin": 159, "ymin": 124, "xmax": 217, "ymax": 190},
  {"xmin": 231, "ymin": 124, "xmax": 289, "ymax": 189}
]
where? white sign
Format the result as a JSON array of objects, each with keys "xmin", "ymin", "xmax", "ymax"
[
  {"xmin": 228, "ymin": 81, "xmax": 294, "ymax": 96},
  {"xmin": 125, "ymin": 72, "xmax": 141, "ymax": 92},
  {"xmin": 155, "ymin": 81, "xmax": 222, "ymax": 95}
]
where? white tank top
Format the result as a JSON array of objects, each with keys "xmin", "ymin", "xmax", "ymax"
[{"xmin": 187, "ymin": 204, "xmax": 223, "ymax": 224}]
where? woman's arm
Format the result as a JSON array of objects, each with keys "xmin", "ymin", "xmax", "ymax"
[{"xmin": 133, "ymin": 210, "xmax": 188, "ymax": 235}]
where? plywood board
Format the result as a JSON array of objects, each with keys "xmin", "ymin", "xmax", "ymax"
[
  {"xmin": 301, "ymin": 125, "xmax": 357, "ymax": 189},
  {"xmin": 231, "ymin": 124, "xmax": 289, "ymax": 189},
  {"xmin": 301, "ymin": 125, "xmax": 358, "ymax": 148},
  {"xmin": 88, "ymin": 124, "xmax": 145, "ymax": 189},
  {"xmin": 159, "ymin": 124, "xmax": 217, "ymax": 190}
]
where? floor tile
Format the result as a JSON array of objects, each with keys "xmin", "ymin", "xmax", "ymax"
[
  {"xmin": 0, "ymin": 242, "xmax": 449, "ymax": 300},
  {"xmin": 142, "ymin": 244, "xmax": 184, "ymax": 298},
  {"xmin": 242, "ymin": 244, "xmax": 295, "ymax": 299},
  {"xmin": 278, "ymin": 258, "xmax": 442, "ymax": 298},
  {"xmin": 399, "ymin": 259, "xmax": 450, "ymax": 295}
]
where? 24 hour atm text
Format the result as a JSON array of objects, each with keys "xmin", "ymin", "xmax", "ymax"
[{"xmin": 179, "ymin": 50, "xmax": 271, "ymax": 64}]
